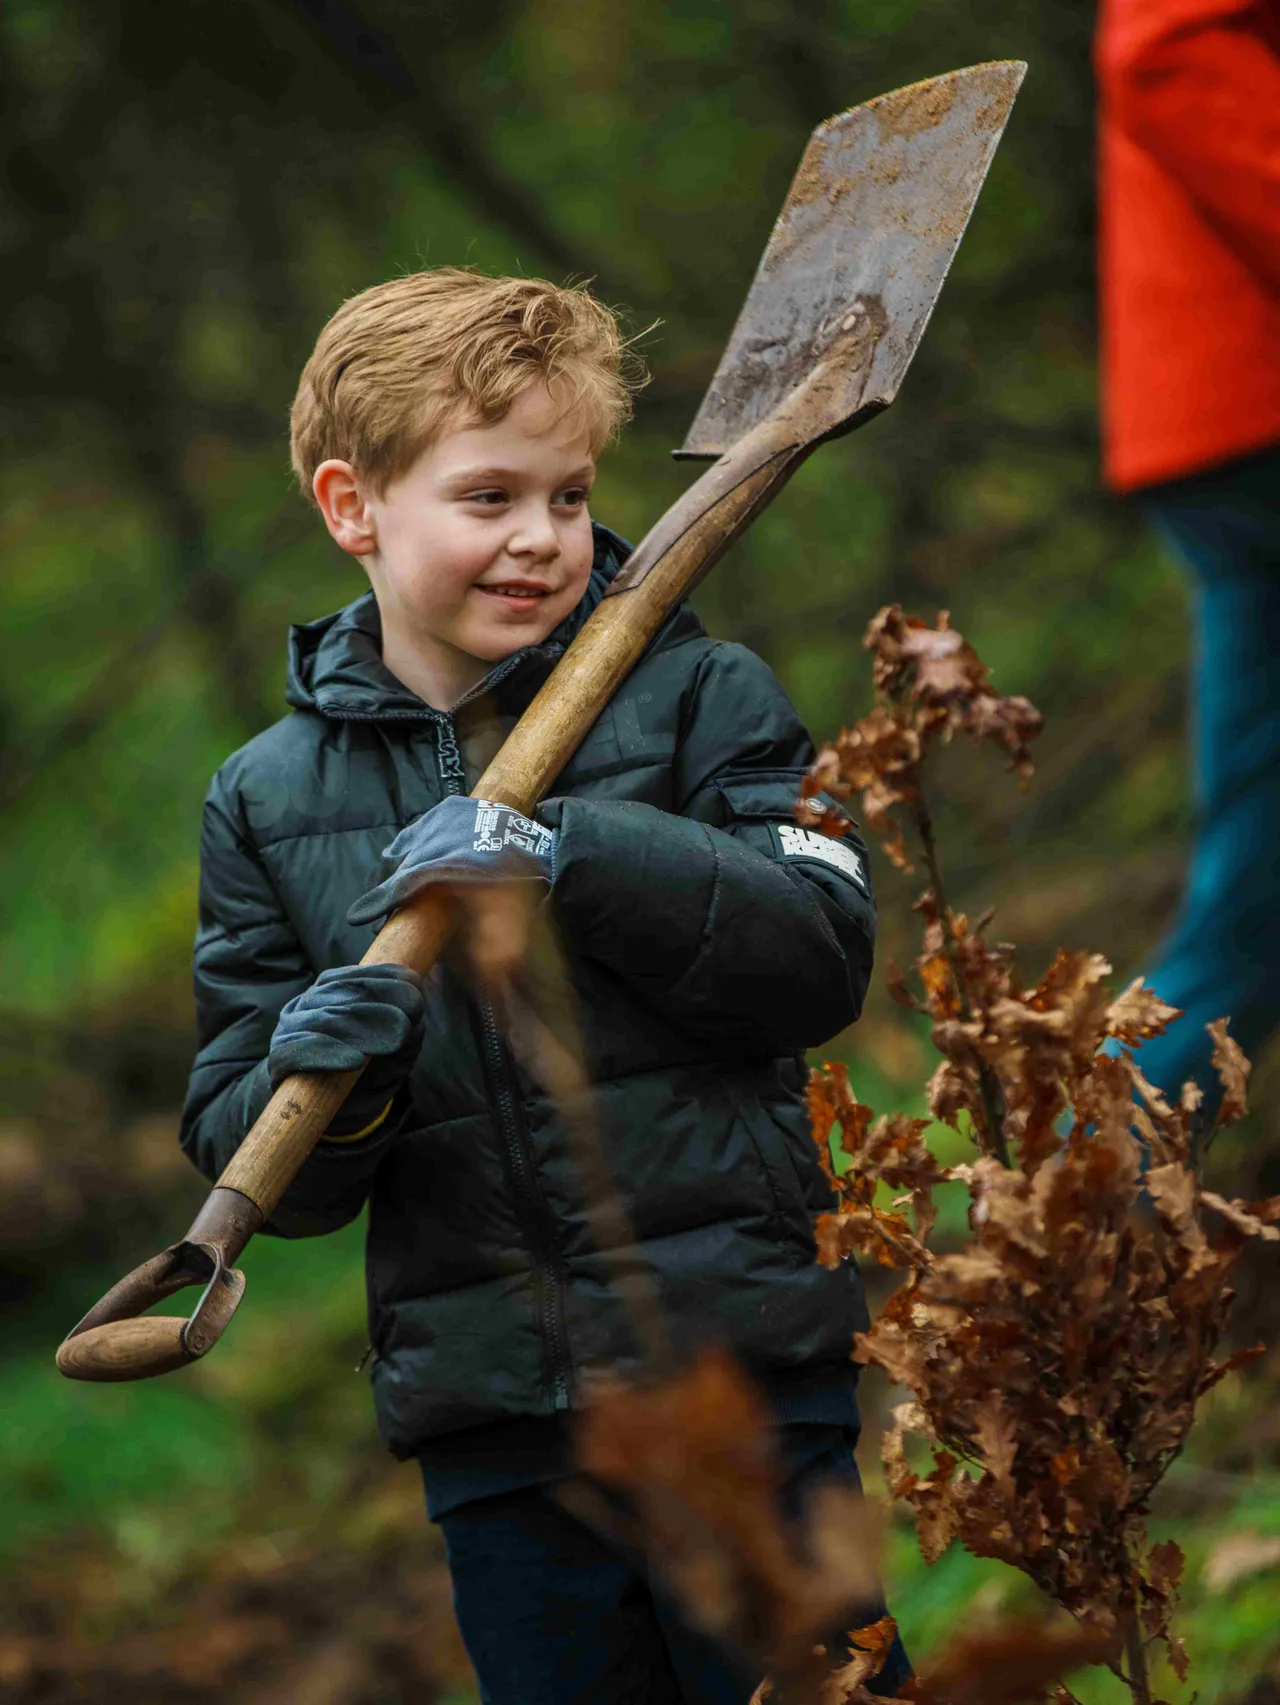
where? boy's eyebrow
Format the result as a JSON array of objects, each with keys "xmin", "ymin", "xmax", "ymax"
[{"xmin": 443, "ymin": 460, "xmax": 596, "ymax": 486}]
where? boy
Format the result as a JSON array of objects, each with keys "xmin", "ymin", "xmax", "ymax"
[{"xmin": 180, "ymin": 268, "xmax": 907, "ymax": 1702}]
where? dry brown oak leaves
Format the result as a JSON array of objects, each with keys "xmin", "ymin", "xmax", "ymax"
[{"xmin": 801, "ymin": 607, "xmax": 1278, "ymax": 1696}]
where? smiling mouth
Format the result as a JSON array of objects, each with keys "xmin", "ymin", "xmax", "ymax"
[{"xmin": 477, "ymin": 583, "xmax": 553, "ymax": 602}]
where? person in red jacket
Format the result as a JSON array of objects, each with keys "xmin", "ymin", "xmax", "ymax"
[{"xmin": 1096, "ymin": 0, "xmax": 1280, "ymax": 1103}]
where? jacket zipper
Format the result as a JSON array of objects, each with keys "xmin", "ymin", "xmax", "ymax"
[{"xmin": 436, "ymin": 715, "xmax": 574, "ymax": 1411}]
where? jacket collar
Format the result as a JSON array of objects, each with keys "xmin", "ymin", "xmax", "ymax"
[{"xmin": 286, "ymin": 522, "xmax": 632, "ymax": 722}]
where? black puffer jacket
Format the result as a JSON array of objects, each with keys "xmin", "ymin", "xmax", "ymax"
[{"xmin": 180, "ymin": 525, "xmax": 876, "ymax": 1458}]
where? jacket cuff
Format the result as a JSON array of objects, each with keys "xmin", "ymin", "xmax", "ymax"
[{"xmin": 323, "ymin": 1099, "xmax": 394, "ymax": 1143}]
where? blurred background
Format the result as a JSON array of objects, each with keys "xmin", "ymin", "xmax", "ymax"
[{"xmin": 2, "ymin": 1, "xmax": 1278, "ymax": 1700}]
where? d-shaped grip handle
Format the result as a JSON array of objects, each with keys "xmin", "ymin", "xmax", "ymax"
[
  {"xmin": 56, "ymin": 1200, "xmax": 252, "ymax": 1382},
  {"xmin": 55, "ymin": 1316, "xmax": 194, "ymax": 1382}
]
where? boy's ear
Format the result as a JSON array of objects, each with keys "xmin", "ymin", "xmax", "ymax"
[{"xmin": 313, "ymin": 460, "xmax": 378, "ymax": 557}]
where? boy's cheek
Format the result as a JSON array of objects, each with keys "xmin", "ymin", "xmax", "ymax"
[{"xmin": 564, "ymin": 527, "xmax": 596, "ymax": 596}]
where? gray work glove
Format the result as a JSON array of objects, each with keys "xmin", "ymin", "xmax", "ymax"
[
  {"xmin": 267, "ymin": 962, "xmax": 425, "ymax": 1139},
  {"xmin": 347, "ymin": 795, "xmax": 557, "ymax": 929}
]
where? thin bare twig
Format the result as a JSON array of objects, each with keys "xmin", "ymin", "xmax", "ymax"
[
  {"xmin": 910, "ymin": 792, "xmax": 1010, "ymax": 1168},
  {"xmin": 1125, "ymin": 1623, "xmax": 1153, "ymax": 1705}
]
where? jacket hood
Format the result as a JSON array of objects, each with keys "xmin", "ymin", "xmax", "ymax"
[{"xmin": 285, "ymin": 522, "xmax": 681, "ymax": 721}]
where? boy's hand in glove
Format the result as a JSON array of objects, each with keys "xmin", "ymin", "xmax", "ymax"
[
  {"xmin": 267, "ymin": 963, "xmax": 425, "ymax": 1141},
  {"xmin": 347, "ymin": 796, "xmax": 557, "ymax": 928}
]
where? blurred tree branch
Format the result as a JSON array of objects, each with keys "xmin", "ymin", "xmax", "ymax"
[{"xmin": 282, "ymin": 0, "xmax": 613, "ymax": 290}]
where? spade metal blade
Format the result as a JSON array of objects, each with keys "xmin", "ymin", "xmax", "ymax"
[{"xmin": 679, "ymin": 60, "xmax": 1026, "ymax": 458}]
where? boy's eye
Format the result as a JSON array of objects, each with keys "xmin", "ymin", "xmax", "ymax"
[
  {"xmin": 464, "ymin": 488, "xmax": 508, "ymax": 506},
  {"xmin": 556, "ymin": 487, "xmax": 590, "ymax": 507}
]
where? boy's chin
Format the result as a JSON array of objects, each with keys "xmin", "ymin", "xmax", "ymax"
[{"xmin": 464, "ymin": 610, "xmax": 566, "ymax": 661}]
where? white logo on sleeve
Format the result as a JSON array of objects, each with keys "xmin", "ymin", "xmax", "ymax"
[{"xmin": 778, "ymin": 824, "xmax": 868, "ymax": 890}]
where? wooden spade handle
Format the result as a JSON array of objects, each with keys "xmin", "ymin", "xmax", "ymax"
[
  {"xmin": 55, "ymin": 1316, "xmax": 192, "ymax": 1382},
  {"xmin": 209, "ymin": 410, "xmax": 817, "ymax": 1226}
]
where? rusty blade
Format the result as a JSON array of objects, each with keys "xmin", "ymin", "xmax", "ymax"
[{"xmin": 679, "ymin": 60, "xmax": 1026, "ymax": 458}]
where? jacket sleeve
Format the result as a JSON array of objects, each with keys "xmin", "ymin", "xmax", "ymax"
[
  {"xmin": 1099, "ymin": 0, "xmax": 1280, "ymax": 292},
  {"xmin": 178, "ymin": 770, "xmax": 397, "ymax": 1237},
  {"xmin": 544, "ymin": 640, "xmax": 875, "ymax": 1052}
]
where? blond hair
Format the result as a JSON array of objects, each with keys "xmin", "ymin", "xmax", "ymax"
[{"xmin": 290, "ymin": 268, "xmax": 642, "ymax": 502}]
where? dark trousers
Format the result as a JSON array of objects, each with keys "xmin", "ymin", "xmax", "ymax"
[
  {"xmin": 438, "ymin": 1422, "xmax": 911, "ymax": 1705},
  {"xmin": 1136, "ymin": 445, "xmax": 1280, "ymax": 1100}
]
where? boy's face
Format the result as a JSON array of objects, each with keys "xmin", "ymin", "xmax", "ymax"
[{"xmin": 315, "ymin": 384, "xmax": 598, "ymax": 700}]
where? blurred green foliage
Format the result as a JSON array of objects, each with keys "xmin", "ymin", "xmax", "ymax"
[{"xmin": 3, "ymin": 1, "xmax": 1278, "ymax": 1699}]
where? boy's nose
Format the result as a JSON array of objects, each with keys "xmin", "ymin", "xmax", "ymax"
[{"xmin": 508, "ymin": 505, "xmax": 562, "ymax": 558}]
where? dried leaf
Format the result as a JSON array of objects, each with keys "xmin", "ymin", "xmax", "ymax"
[
  {"xmin": 1140, "ymin": 1540, "xmax": 1186, "ymax": 1645},
  {"xmin": 1145, "ymin": 1541, "xmax": 1184, "ymax": 1597},
  {"xmin": 1167, "ymin": 1633, "xmax": 1189, "ymax": 1684},
  {"xmin": 1200, "ymin": 1191, "xmax": 1280, "ymax": 1241},
  {"xmin": 1198, "ymin": 1341, "xmax": 1265, "ymax": 1395},
  {"xmin": 972, "ymin": 1396, "xmax": 1018, "ymax": 1494},
  {"xmin": 914, "ymin": 1453, "xmax": 961, "ymax": 1565},
  {"xmin": 823, "ymin": 1615, "xmax": 899, "ymax": 1703},
  {"xmin": 1208, "ymin": 1017, "xmax": 1249, "ymax": 1126},
  {"xmin": 906, "ymin": 1620, "xmax": 1119, "ymax": 1705},
  {"xmin": 881, "ymin": 1402, "xmax": 923, "ymax": 1499},
  {"xmin": 1104, "ymin": 979, "xmax": 1181, "ymax": 1046}
]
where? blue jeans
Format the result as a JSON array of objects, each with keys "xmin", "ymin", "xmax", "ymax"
[
  {"xmin": 1134, "ymin": 445, "xmax": 1280, "ymax": 1101},
  {"xmin": 437, "ymin": 1422, "xmax": 912, "ymax": 1704}
]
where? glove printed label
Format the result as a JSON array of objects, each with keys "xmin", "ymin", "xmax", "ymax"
[{"xmin": 473, "ymin": 801, "xmax": 556, "ymax": 860}]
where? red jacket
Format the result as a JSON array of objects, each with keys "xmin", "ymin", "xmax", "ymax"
[{"xmin": 1096, "ymin": 0, "xmax": 1280, "ymax": 490}]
